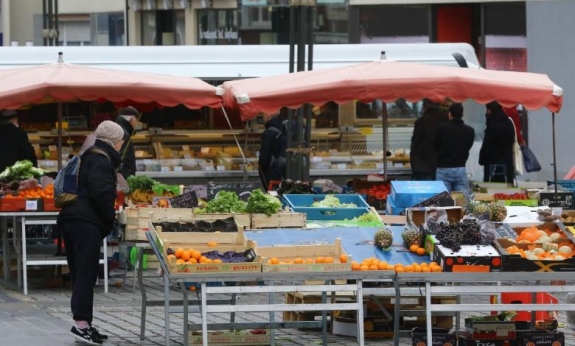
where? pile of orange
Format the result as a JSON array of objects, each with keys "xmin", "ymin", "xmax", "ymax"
[
  {"xmin": 351, "ymin": 257, "xmax": 442, "ymax": 273},
  {"xmin": 409, "ymin": 244, "xmax": 427, "ymax": 256},
  {"xmin": 5, "ymin": 184, "xmax": 54, "ymax": 199},
  {"xmin": 267, "ymin": 254, "xmax": 348, "ymax": 265},
  {"xmin": 168, "ymin": 247, "xmax": 222, "ymax": 265}
]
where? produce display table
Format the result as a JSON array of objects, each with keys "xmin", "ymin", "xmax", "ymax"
[
  {"xmin": 0, "ymin": 211, "xmax": 109, "ymax": 295},
  {"xmin": 394, "ymin": 272, "xmax": 575, "ymax": 346},
  {"xmin": 145, "ymin": 231, "xmax": 389, "ymax": 346}
]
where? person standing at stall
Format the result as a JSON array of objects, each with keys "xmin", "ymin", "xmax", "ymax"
[
  {"xmin": 258, "ymin": 110, "xmax": 288, "ymax": 190},
  {"xmin": 434, "ymin": 103, "xmax": 475, "ymax": 192},
  {"xmin": 0, "ymin": 109, "xmax": 38, "ymax": 173},
  {"xmin": 479, "ymin": 101, "xmax": 515, "ymax": 183},
  {"xmin": 410, "ymin": 100, "xmax": 449, "ymax": 180},
  {"xmin": 58, "ymin": 120, "xmax": 125, "ymax": 345}
]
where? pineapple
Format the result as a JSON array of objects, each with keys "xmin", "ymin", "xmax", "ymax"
[
  {"xmin": 466, "ymin": 199, "xmax": 491, "ymax": 220},
  {"xmin": 401, "ymin": 228, "xmax": 421, "ymax": 248},
  {"xmin": 374, "ymin": 228, "xmax": 393, "ymax": 250},
  {"xmin": 488, "ymin": 202, "xmax": 508, "ymax": 222}
]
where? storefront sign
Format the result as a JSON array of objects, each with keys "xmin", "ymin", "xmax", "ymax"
[
  {"xmin": 199, "ymin": 28, "xmax": 239, "ymax": 40},
  {"xmin": 242, "ymin": 0, "xmax": 267, "ymax": 6}
]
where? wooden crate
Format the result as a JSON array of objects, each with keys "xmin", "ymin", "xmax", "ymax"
[
  {"xmin": 188, "ymin": 330, "xmax": 270, "ymax": 345},
  {"xmin": 283, "ymin": 291, "xmax": 354, "ymax": 322},
  {"xmin": 149, "ymin": 222, "xmax": 261, "ymax": 274},
  {"xmin": 123, "ymin": 207, "xmax": 195, "ymax": 241},
  {"xmin": 255, "ymin": 238, "xmax": 351, "ymax": 273},
  {"xmin": 191, "ymin": 213, "xmax": 251, "ymax": 230},
  {"xmin": 250, "ymin": 212, "xmax": 306, "ymax": 229}
]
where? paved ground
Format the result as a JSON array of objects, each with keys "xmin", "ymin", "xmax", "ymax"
[{"xmin": 1, "ymin": 266, "xmax": 574, "ymax": 346}]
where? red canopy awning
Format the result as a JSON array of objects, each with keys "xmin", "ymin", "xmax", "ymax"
[
  {"xmin": 222, "ymin": 61, "xmax": 563, "ymax": 120},
  {"xmin": 0, "ymin": 62, "xmax": 224, "ymax": 110}
]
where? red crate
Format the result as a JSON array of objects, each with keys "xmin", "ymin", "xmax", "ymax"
[
  {"xmin": 43, "ymin": 198, "xmax": 60, "ymax": 212},
  {"xmin": 491, "ymin": 292, "xmax": 558, "ymax": 322},
  {"xmin": 0, "ymin": 197, "xmax": 43, "ymax": 212}
]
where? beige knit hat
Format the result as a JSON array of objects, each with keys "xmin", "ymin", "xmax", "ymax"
[{"xmin": 95, "ymin": 120, "xmax": 125, "ymax": 148}]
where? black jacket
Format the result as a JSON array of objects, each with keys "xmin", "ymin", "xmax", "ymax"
[
  {"xmin": 258, "ymin": 115, "xmax": 287, "ymax": 186},
  {"xmin": 410, "ymin": 109, "xmax": 449, "ymax": 173},
  {"xmin": 115, "ymin": 116, "xmax": 137, "ymax": 179},
  {"xmin": 0, "ymin": 121, "xmax": 38, "ymax": 173},
  {"xmin": 434, "ymin": 119, "xmax": 475, "ymax": 168},
  {"xmin": 479, "ymin": 110, "xmax": 515, "ymax": 166},
  {"xmin": 57, "ymin": 139, "xmax": 121, "ymax": 238}
]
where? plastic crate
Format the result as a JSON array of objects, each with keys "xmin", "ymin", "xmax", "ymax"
[
  {"xmin": 283, "ymin": 194, "xmax": 370, "ymax": 220},
  {"xmin": 547, "ymin": 180, "xmax": 575, "ymax": 191}
]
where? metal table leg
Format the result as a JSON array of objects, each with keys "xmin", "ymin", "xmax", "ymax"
[
  {"xmin": 356, "ymin": 280, "xmax": 364, "ymax": 346},
  {"xmin": 2, "ymin": 216, "xmax": 8, "ymax": 280},
  {"xmin": 21, "ymin": 217, "xmax": 28, "ymax": 295},
  {"xmin": 425, "ymin": 281, "xmax": 432, "ymax": 346},
  {"xmin": 139, "ymin": 248, "xmax": 147, "ymax": 340},
  {"xmin": 164, "ymin": 271, "xmax": 171, "ymax": 346},
  {"xmin": 183, "ymin": 283, "xmax": 189, "ymax": 346},
  {"xmin": 201, "ymin": 282, "xmax": 208, "ymax": 346}
]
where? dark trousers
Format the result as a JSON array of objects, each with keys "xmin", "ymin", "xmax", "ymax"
[{"xmin": 61, "ymin": 220, "xmax": 101, "ymax": 323}]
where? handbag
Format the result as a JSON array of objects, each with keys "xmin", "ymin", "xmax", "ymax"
[
  {"xmin": 521, "ymin": 146, "xmax": 542, "ymax": 172},
  {"xmin": 509, "ymin": 119, "xmax": 524, "ymax": 176}
]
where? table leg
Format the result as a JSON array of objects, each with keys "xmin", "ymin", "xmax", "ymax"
[
  {"xmin": 22, "ymin": 217, "xmax": 28, "ymax": 295},
  {"xmin": 133, "ymin": 248, "xmax": 141, "ymax": 292},
  {"xmin": 425, "ymin": 281, "xmax": 432, "ymax": 346},
  {"xmin": 201, "ymin": 282, "xmax": 208, "ymax": 346},
  {"xmin": 321, "ymin": 280, "xmax": 327, "ymax": 346},
  {"xmin": 139, "ymin": 248, "xmax": 147, "ymax": 340},
  {"xmin": 14, "ymin": 216, "xmax": 21, "ymax": 288},
  {"xmin": 2, "ymin": 216, "xmax": 8, "ymax": 280},
  {"xmin": 268, "ymin": 282, "xmax": 275, "ymax": 346},
  {"xmin": 103, "ymin": 239, "xmax": 108, "ymax": 294},
  {"xmin": 393, "ymin": 279, "xmax": 401, "ymax": 346},
  {"xmin": 183, "ymin": 283, "xmax": 189, "ymax": 346},
  {"xmin": 356, "ymin": 280, "xmax": 364, "ymax": 346},
  {"xmin": 164, "ymin": 272, "xmax": 171, "ymax": 346}
]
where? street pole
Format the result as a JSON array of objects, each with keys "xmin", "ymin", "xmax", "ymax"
[{"xmin": 287, "ymin": 0, "xmax": 315, "ymax": 182}]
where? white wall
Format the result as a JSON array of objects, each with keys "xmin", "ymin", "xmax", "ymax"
[
  {"xmin": 526, "ymin": 0, "xmax": 575, "ymax": 182},
  {"xmin": 58, "ymin": 0, "xmax": 124, "ymax": 13}
]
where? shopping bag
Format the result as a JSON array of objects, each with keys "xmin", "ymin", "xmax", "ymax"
[
  {"xmin": 514, "ymin": 142, "xmax": 524, "ymax": 176},
  {"xmin": 521, "ymin": 146, "xmax": 542, "ymax": 172}
]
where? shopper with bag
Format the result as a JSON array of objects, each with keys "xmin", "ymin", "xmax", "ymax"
[{"xmin": 479, "ymin": 102, "xmax": 515, "ymax": 183}]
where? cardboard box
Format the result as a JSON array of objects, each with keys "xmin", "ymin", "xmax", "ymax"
[
  {"xmin": 539, "ymin": 192, "xmax": 574, "ymax": 208},
  {"xmin": 0, "ymin": 197, "xmax": 43, "ymax": 212},
  {"xmin": 458, "ymin": 335, "xmax": 515, "ymax": 346},
  {"xmin": 411, "ymin": 327, "xmax": 457, "ymax": 346},
  {"xmin": 515, "ymin": 331, "xmax": 564, "ymax": 346},
  {"xmin": 256, "ymin": 238, "xmax": 351, "ymax": 273},
  {"xmin": 433, "ymin": 244, "xmax": 502, "ymax": 272},
  {"xmin": 464, "ymin": 319, "xmax": 516, "ymax": 340},
  {"xmin": 390, "ymin": 181, "xmax": 448, "ymax": 207},
  {"xmin": 500, "ymin": 199, "xmax": 539, "ymax": 207},
  {"xmin": 495, "ymin": 222, "xmax": 575, "ymax": 272},
  {"xmin": 386, "ymin": 195, "xmax": 405, "ymax": 216},
  {"xmin": 188, "ymin": 330, "xmax": 270, "ymax": 345},
  {"xmin": 406, "ymin": 207, "xmax": 464, "ymax": 227}
]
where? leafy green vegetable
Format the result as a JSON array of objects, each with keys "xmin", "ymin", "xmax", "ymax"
[
  {"xmin": 353, "ymin": 211, "xmax": 381, "ymax": 223},
  {"xmin": 0, "ymin": 160, "xmax": 45, "ymax": 181},
  {"xmin": 246, "ymin": 189, "xmax": 282, "ymax": 215},
  {"xmin": 127, "ymin": 175, "xmax": 157, "ymax": 192},
  {"xmin": 204, "ymin": 191, "xmax": 246, "ymax": 213},
  {"xmin": 311, "ymin": 195, "xmax": 357, "ymax": 208}
]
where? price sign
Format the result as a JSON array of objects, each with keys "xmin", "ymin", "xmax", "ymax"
[
  {"xmin": 26, "ymin": 200, "xmax": 38, "ymax": 211},
  {"xmin": 207, "ymin": 182, "xmax": 261, "ymax": 201},
  {"xmin": 169, "ymin": 191, "xmax": 199, "ymax": 208}
]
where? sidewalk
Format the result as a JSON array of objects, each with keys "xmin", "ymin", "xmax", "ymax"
[{"xmin": 1, "ymin": 268, "xmax": 574, "ymax": 346}]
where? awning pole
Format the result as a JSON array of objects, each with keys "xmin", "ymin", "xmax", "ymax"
[
  {"xmin": 220, "ymin": 106, "xmax": 248, "ymax": 182},
  {"xmin": 552, "ymin": 112, "xmax": 558, "ymax": 195},
  {"xmin": 57, "ymin": 102, "xmax": 63, "ymax": 171}
]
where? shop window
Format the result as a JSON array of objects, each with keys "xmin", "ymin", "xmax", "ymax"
[
  {"xmin": 356, "ymin": 99, "xmax": 422, "ymax": 126},
  {"xmin": 315, "ymin": 4, "xmax": 349, "ymax": 44},
  {"xmin": 359, "ymin": 5, "xmax": 429, "ymax": 44},
  {"xmin": 198, "ymin": 9, "xmax": 240, "ymax": 45},
  {"xmin": 484, "ymin": 3, "xmax": 526, "ymax": 72},
  {"xmin": 141, "ymin": 10, "xmax": 185, "ymax": 45},
  {"xmin": 241, "ymin": 6, "xmax": 272, "ymax": 29}
]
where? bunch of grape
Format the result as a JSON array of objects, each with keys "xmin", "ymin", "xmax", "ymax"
[{"xmin": 435, "ymin": 219, "xmax": 481, "ymax": 252}]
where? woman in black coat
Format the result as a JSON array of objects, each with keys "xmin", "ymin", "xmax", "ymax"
[
  {"xmin": 57, "ymin": 120, "xmax": 125, "ymax": 345},
  {"xmin": 479, "ymin": 102, "xmax": 515, "ymax": 183}
]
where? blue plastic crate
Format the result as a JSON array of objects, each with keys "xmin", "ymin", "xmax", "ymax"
[
  {"xmin": 284, "ymin": 194, "xmax": 370, "ymax": 208},
  {"xmin": 547, "ymin": 180, "xmax": 575, "ymax": 191},
  {"xmin": 283, "ymin": 194, "xmax": 370, "ymax": 220}
]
